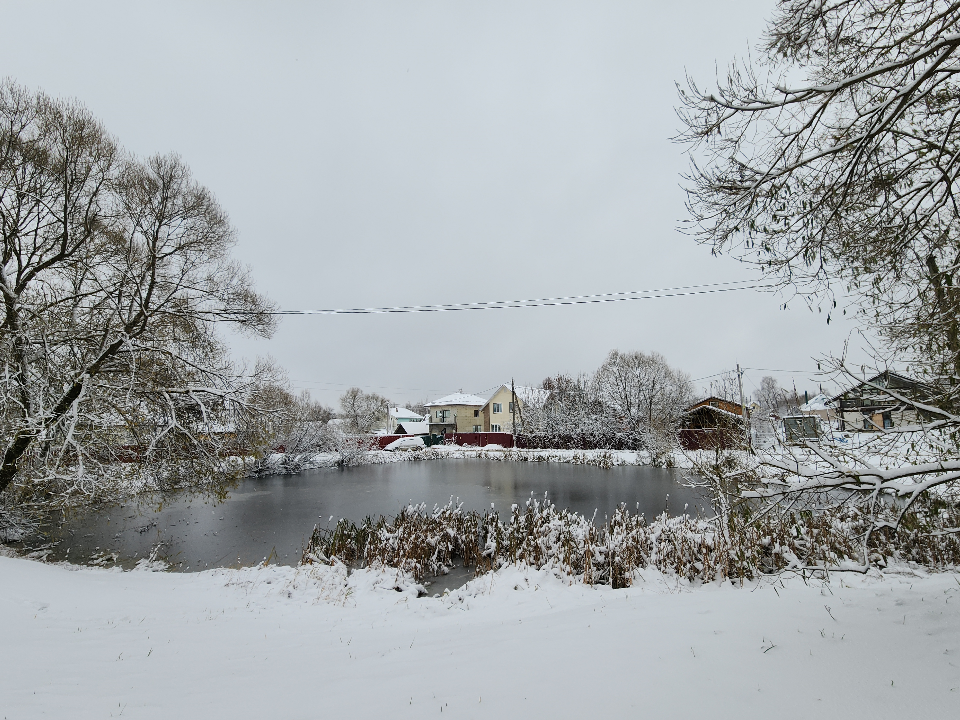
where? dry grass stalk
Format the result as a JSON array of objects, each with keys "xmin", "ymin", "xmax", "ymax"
[{"xmin": 300, "ymin": 496, "xmax": 960, "ymax": 585}]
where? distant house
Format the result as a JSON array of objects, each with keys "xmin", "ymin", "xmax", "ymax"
[
  {"xmin": 480, "ymin": 384, "xmax": 549, "ymax": 433},
  {"xmin": 679, "ymin": 397, "xmax": 745, "ymax": 450},
  {"xmin": 387, "ymin": 406, "xmax": 426, "ymax": 433},
  {"xmin": 829, "ymin": 372, "xmax": 935, "ymax": 432},
  {"xmin": 424, "ymin": 385, "xmax": 549, "ymax": 435},
  {"xmin": 425, "ymin": 393, "xmax": 489, "ymax": 434}
]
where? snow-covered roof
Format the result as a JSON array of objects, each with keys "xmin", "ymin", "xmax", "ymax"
[
  {"xmin": 389, "ymin": 407, "xmax": 424, "ymax": 419},
  {"xmin": 687, "ymin": 396, "xmax": 742, "ymax": 411},
  {"xmin": 800, "ymin": 394, "xmax": 834, "ymax": 412},
  {"xmin": 827, "ymin": 371, "xmax": 933, "ymax": 403},
  {"xmin": 425, "ymin": 393, "xmax": 488, "ymax": 407},
  {"xmin": 683, "ymin": 404, "xmax": 744, "ymax": 421},
  {"xmin": 395, "ymin": 421, "xmax": 430, "ymax": 435}
]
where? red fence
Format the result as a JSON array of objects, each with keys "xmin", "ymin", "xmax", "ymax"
[
  {"xmin": 445, "ymin": 432, "xmax": 514, "ymax": 448},
  {"xmin": 374, "ymin": 434, "xmax": 410, "ymax": 449},
  {"xmin": 376, "ymin": 432, "xmax": 515, "ymax": 449},
  {"xmin": 274, "ymin": 432, "xmax": 517, "ymax": 452}
]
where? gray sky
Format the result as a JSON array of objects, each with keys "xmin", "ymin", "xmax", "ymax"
[{"xmin": 1, "ymin": 1, "xmax": 871, "ymax": 406}]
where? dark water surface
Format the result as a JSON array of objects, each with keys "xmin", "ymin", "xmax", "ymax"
[{"xmin": 38, "ymin": 460, "xmax": 708, "ymax": 574}]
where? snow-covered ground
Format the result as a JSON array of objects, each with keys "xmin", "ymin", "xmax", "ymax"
[{"xmin": 2, "ymin": 553, "xmax": 958, "ymax": 719}]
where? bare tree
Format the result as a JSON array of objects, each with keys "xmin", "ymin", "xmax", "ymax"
[
  {"xmin": 594, "ymin": 349, "xmax": 694, "ymax": 442},
  {"xmin": 521, "ymin": 372, "xmax": 618, "ymax": 446},
  {"xmin": 338, "ymin": 387, "xmax": 389, "ymax": 434},
  {"xmin": 405, "ymin": 400, "xmax": 429, "ymax": 419},
  {"xmin": 705, "ymin": 371, "xmax": 742, "ymax": 406},
  {"xmin": 678, "ymin": 3, "xmax": 960, "ymax": 566},
  {"xmin": 678, "ymin": 0, "xmax": 960, "ymax": 392},
  {"xmin": 0, "ymin": 81, "xmax": 277, "ymax": 503},
  {"xmin": 519, "ymin": 355, "xmax": 693, "ymax": 457},
  {"xmin": 752, "ymin": 375, "xmax": 803, "ymax": 417}
]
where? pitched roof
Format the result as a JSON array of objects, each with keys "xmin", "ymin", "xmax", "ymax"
[
  {"xmin": 686, "ymin": 397, "xmax": 743, "ymax": 413},
  {"xmin": 425, "ymin": 392, "xmax": 488, "ymax": 407},
  {"xmin": 827, "ymin": 371, "xmax": 934, "ymax": 403},
  {"xmin": 482, "ymin": 384, "xmax": 550, "ymax": 408},
  {"xmin": 799, "ymin": 393, "xmax": 833, "ymax": 411},
  {"xmin": 683, "ymin": 404, "xmax": 744, "ymax": 421},
  {"xmin": 389, "ymin": 407, "xmax": 424, "ymax": 418}
]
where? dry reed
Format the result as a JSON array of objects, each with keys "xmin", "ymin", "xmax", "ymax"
[{"xmin": 300, "ymin": 495, "xmax": 960, "ymax": 585}]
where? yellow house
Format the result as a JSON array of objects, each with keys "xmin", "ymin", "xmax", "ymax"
[
  {"xmin": 425, "ymin": 392, "xmax": 488, "ymax": 434},
  {"xmin": 480, "ymin": 384, "xmax": 549, "ymax": 433}
]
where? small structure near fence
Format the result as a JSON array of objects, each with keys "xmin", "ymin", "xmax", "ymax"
[
  {"xmin": 679, "ymin": 396, "xmax": 746, "ymax": 451},
  {"xmin": 782, "ymin": 415, "xmax": 820, "ymax": 444}
]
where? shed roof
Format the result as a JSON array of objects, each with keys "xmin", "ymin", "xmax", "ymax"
[
  {"xmin": 389, "ymin": 407, "xmax": 424, "ymax": 418},
  {"xmin": 686, "ymin": 396, "xmax": 744, "ymax": 414}
]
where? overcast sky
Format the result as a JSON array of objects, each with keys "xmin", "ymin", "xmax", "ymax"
[{"xmin": 1, "ymin": 1, "xmax": 874, "ymax": 407}]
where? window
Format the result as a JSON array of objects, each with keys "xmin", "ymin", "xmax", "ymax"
[
  {"xmin": 474, "ymin": 409, "xmax": 479, "ymax": 417},
  {"xmin": 491, "ymin": 424, "xmax": 501, "ymax": 432},
  {"xmin": 509, "ymin": 402, "xmax": 514, "ymax": 413},
  {"xmin": 492, "ymin": 403, "xmax": 502, "ymax": 413},
  {"xmin": 473, "ymin": 425, "xmax": 482, "ymax": 433},
  {"xmin": 863, "ymin": 418, "xmax": 871, "ymax": 430},
  {"xmin": 883, "ymin": 413, "xmax": 894, "ymax": 429}
]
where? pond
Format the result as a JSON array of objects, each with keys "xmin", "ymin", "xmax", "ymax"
[{"xmin": 34, "ymin": 460, "xmax": 709, "ymax": 588}]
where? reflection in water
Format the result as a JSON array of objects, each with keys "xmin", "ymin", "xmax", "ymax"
[{"xmin": 37, "ymin": 460, "xmax": 709, "ymax": 572}]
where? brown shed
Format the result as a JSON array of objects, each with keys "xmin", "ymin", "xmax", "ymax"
[{"xmin": 679, "ymin": 397, "xmax": 745, "ymax": 450}]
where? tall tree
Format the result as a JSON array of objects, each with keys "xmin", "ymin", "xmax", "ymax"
[
  {"xmin": 338, "ymin": 387, "xmax": 389, "ymax": 434},
  {"xmin": 678, "ymin": 2, "xmax": 960, "ymax": 566},
  {"xmin": 678, "ymin": 0, "xmax": 960, "ymax": 390},
  {"xmin": 0, "ymin": 80, "xmax": 277, "ymax": 501},
  {"xmin": 594, "ymin": 350, "xmax": 693, "ymax": 437}
]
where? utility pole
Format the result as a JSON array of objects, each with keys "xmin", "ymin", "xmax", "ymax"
[
  {"xmin": 737, "ymin": 363, "xmax": 751, "ymax": 448},
  {"xmin": 511, "ymin": 378, "xmax": 517, "ymax": 448}
]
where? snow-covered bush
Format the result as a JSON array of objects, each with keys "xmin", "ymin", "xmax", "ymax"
[{"xmin": 300, "ymin": 495, "xmax": 960, "ymax": 585}]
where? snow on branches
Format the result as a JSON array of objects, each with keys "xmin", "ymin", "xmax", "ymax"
[{"xmin": 0, "ymin": 80, "xmax": 278, "ymax": 503}]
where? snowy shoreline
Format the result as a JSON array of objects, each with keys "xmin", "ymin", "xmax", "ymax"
[
  {"xmin": 2, "ymin": 552, "xmax": 958, "ymax": 718},
  {"xmin": 253, "ymin": 445, "xmax": 658, "ymax": 475}
]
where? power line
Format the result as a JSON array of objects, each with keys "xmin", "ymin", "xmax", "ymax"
[
  {"xmin": 743, "ymin": 367, "xmax": 822, "ymax": 374},
  {"xmin": 691, "ymin": 370, "xmax": 732, "ymax": 382},
  {"xmin": 693, "ymin": 366, "xmax": 824, "ymax": 383},
  {"xmin": 210, "ymin": 280, "xmax": 770, "ymax": 317}
]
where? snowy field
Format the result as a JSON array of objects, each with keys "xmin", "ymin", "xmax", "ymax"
[{"xmin": 2, "ymin": 553, "xmax": 958, "ymax": 719}]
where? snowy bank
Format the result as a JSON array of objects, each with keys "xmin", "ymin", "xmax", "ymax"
[
  {"xmin": 2, "ymin": 554, "xmax": 958, "ymax": 719},
  {"xmin": 253, "ymin": 446, "xmax": 653, "ymax": 475}
]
